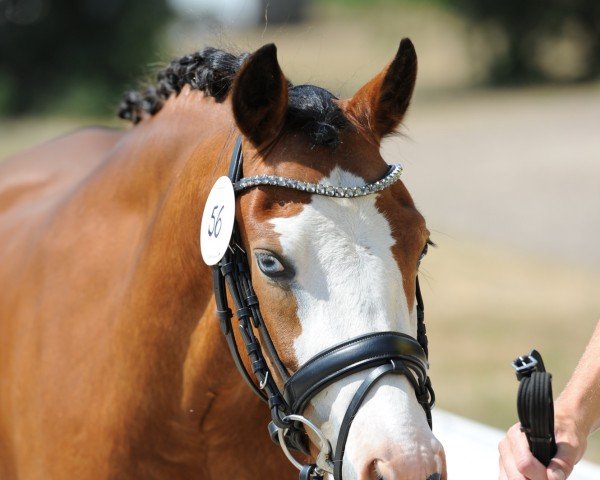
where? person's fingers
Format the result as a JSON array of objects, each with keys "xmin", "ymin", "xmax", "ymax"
[
  {"xmin": 499, "ymin": 433, "xmax": 528, "ymax": 479},
  {"xmin": 546, "ymin": 413, "xmax": 588, "ymax": 479},
  {"xmin": 498, "ymin": 461, "xmax": 509, "ymax": 480},
  {"xmin": 546, "ymin": 465, "xmax": 566, "ymax": 480},
  {"xmin": 546, "ymin": 441, "xmax": 579, "ymax": 480},
  {"xmin": 506, "ymin": 424, "xmax": 547, "ymax": 479}
]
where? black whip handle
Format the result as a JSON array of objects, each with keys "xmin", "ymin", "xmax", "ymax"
[{"xmin": 513, "ymin": 349, "xmax": 558, "ymax": 466}]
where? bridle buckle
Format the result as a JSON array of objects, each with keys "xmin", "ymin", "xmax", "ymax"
[{"xmin": 512, "ymin": 354, "xmax": 538, "ymax": 380}]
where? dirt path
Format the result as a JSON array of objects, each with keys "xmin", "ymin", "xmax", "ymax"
[
  {"xmin": 384, "ymin": 84, "xmax": 600, "ymax": 269},
  {"xmin": 381, "ymin": 85, "xmax": 600, "ymax": 461}
]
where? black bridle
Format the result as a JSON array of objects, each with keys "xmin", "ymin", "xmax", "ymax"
[{"xmin": 209, "ymin": 137, "xmax": 435, "ymax": 480}]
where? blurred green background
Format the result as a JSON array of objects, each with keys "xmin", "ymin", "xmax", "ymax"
[
  {"xmin": 2, "ymin": 0, "xmax": 600, "ymax": 117},
  {"xmin": 1, "ymin": 0, "xmax": 599, "ymax": 466}
]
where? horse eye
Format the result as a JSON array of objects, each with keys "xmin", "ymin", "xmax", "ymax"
[
  {"xmin": 419, "ymin": 243, "xmax": 429, "ymax": 262},
  {"xmin": 255, "ymin": 251, "xmax": 290, "ymax": 279},
  {"xmin": 418, "ymin": 239, "xmax": 433, "ymax": 265}
]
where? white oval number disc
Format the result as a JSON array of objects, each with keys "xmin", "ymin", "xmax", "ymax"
[{"xmin": 200, "ymin": 176, "xmax": 236, "ymax": 266}]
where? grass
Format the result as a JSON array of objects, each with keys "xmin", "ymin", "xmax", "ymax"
[
  {"xmin": 0, "ymin": 116, "xmax": 119, "ymax": 160},
  {"xmin": 424, "ymin": 234, "xmax": 600, "ymax": 462}
]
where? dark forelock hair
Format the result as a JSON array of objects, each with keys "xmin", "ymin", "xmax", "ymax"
[{"xmin": 118, "ymin": 47, "xmax": 348, "ymax": 148}]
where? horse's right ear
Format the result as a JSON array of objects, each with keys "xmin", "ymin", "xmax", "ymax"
[
  {"xmin": 231, "ymin": 44, "xmax": 288, "ymax": 148},
  {"xmin": 346, "ymin": 38, "xmax": 417, "ymax": 143}
]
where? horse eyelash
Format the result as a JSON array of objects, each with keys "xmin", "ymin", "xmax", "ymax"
[{"xmin": 419, "ymin": 238, "xmax": 435, "ymax": 265}]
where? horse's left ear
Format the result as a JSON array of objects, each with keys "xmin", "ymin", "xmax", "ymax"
[
  {"xmin": 231, "ymin": 44, "xmax": 288, "ymax": 148},
  {"xmin": 347, "ymin": 38, "xmax": 417, "ymax": 142}
]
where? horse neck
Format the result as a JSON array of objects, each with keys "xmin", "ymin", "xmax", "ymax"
[
  {"xmin": 100, "ymin": 91, "xmax": 264, "ymax": 470},
  {"xmin": 107, "ymin": 89, "xmax": 233, "ymax": 340}
]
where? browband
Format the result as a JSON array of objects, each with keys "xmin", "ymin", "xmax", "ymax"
[{"xmin": 234, "ymin": 164, "xmax": 403, "ymax": 198}]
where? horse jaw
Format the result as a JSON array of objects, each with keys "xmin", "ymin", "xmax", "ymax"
[{"xmin": 270, "ymin": 167, "xmax": 444, "ymax": 480}]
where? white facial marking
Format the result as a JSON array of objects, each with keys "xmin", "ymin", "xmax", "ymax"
[{"xmin": 271, "ymin": 167, "xmax": 442, "ymax": 480}]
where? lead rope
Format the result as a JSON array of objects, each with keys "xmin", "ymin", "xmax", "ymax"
[{"xmin": 512, "ymin": 350, "xmax": 557, "ymax": 466}]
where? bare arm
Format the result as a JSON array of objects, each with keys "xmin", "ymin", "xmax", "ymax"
[
  {"xmin": 499, "ymin": 320, "xmax": 600, "ymax": 480},
  {"xmin": 557, "ymin": 320, "xmax": 600, "ymax": 436}
]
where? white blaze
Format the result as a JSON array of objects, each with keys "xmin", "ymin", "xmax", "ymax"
[{"xmin": 271, "ymin": 167, "xmax": 441, "ymax": 480}]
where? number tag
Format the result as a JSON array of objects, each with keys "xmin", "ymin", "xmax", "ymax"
[{"xmin": 200, "ymin": 176, "xmax": 236, "ymax": 265}]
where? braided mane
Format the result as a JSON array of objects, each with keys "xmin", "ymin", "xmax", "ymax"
[
  {"xmin": 118, "ymin": 46, "xmax": 347, "ymax": 147},
  {"xmin": 118, "ymin": 48, "xmax": 249, "ymax": 124}
]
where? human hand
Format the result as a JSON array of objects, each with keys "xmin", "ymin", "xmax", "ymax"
[{"xmin": 498, "ymin": 409, "xmax": 587, "ymax": 480}]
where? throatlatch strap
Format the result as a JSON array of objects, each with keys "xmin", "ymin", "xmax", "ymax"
[{"xmin": 513, "ymin": 349, "xmax": 557, "ymax": 466}]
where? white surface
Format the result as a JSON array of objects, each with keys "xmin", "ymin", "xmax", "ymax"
[
  {"xmin": 200, "ymin": 176, "xmax": 236, "ymax": 265},
  {"xmin": 433, "ymin": 409, "xmax": 600, "ymax": 479},
  {"xmin": 168, "ymin": 0, "xmax": 261, "ymax": 27}
]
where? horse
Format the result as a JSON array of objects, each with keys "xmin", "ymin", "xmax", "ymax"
[{"xmin": 0, "ymin": 39, "xmax": 446, "ymax": 480}]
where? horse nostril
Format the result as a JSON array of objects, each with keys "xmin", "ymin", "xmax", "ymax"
[
  {"xmin": 360, "ymin": 459, "xmax": 385, "ymax": 480},
  {"xmin": 369, "ymin": 459, "xmax": 385, "ymax": 480},
  {"xmin": 369, "ymin": 459, "xmax": 442, "ymax": 480}
]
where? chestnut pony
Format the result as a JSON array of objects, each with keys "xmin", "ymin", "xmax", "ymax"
[{"xmin": 0, "ymin": 40, "xmax": 446, "ymax": 479}]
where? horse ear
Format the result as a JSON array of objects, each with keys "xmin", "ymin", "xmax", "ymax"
[
  {"xmin": 231, "ymin": 44, "xmax": 288, "ymax": 147},
  {"xmin": 347, "ymin": 38, "xmax": 417, "ymax": 142}
]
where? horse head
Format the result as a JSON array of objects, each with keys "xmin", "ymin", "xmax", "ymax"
[{"xmin": 220, "ymin": 40, "xmax": 446, "ymax": 480}]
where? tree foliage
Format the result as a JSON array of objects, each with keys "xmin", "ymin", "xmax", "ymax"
[
  {"xmin": 0, "ymin": 0, "xmax": 172, "ymax": 115},
  {"xmin": 447, "ymin": 0, "xmax": 600, "ymax": 84}
]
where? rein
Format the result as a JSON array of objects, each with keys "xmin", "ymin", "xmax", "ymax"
[
  {"xmin": 208, "ymin": 137, "xmax": 435, "ymax": 480},
  {"xmin": 512, "ymin": 350, "xmax": 557, "ymax": 466}
]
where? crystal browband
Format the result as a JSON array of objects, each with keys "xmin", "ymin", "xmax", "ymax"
[{"xmin": 234, "ymin": 164, "xmax": 403, "ymax": 198}]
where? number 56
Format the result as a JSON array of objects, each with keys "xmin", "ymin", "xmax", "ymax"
[{"xmin": 207, "ymin": 205, "xmax": 224, "ymax": 238}]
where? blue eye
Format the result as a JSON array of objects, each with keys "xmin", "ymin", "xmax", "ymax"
[{"xmin": 255, "ymin": 251, "xmax": 292, "ymax": 279}]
